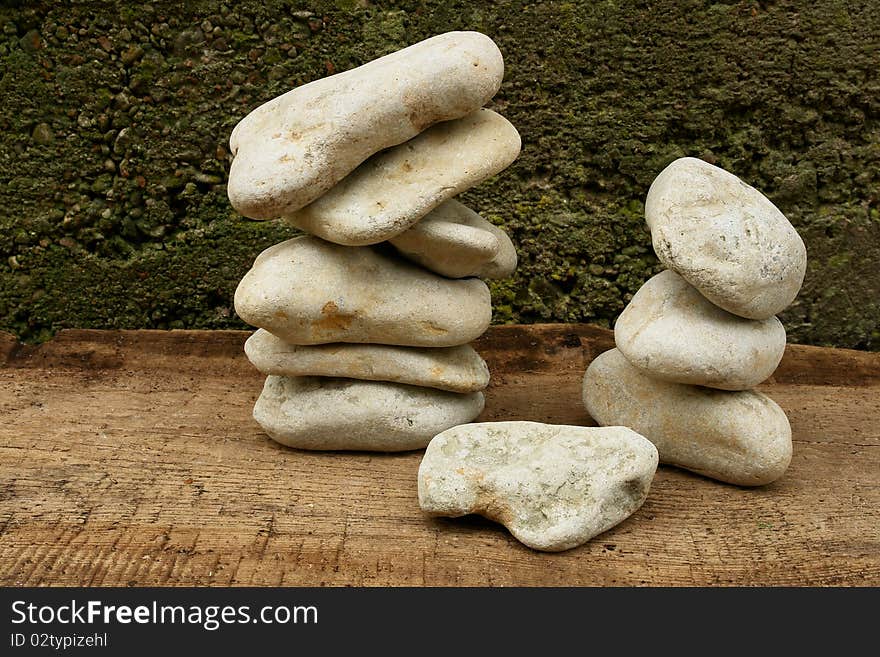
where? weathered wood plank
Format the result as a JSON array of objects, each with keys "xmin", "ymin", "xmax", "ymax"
[{"xmin": 1, "ymin": 325, "xmax": 878, "ymax": 586}]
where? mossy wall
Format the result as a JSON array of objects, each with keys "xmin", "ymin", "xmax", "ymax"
[{"xmin": 1, "ymin": 0, "xmax": 878, "ymax": 348}]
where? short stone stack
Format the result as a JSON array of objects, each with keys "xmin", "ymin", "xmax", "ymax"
[
  {"xmin": 227, "ymin": 32, "xmax": 521, "ymax": 451},
  {"xmin": 583, "ymin": 157, "xmax": 807, "ymax": 486}
]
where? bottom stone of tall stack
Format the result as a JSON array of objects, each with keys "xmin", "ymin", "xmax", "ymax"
[{"xmin": 254, "ymin": 375, "xmax": 485, "ymax": 451}]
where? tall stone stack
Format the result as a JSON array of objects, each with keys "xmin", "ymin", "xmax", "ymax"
[
  {"xmin": 227, "ymin": 32, "xmax": 521, "ymax": 451},
  {"xmin": 583, "ymin": 157, "xmax": 807, "ymax": 486}
]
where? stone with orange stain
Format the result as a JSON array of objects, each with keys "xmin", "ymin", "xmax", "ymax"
[
  {"xmin": 418, "ymin": 421, "xmax": 658, "ymax": 552},
  {"xmin": 234, "ymin": 236, "xmax": 491, "ymax": 347},
  {"xmin": 245, "ymin": 329, "xmax": 489, "ymax": 393},
  {"xmin": 227, "ymin": 31, "xmax": 504, "ymax": 220},
  {"xmin": 314, "ymin": 301, "xmax": 356, "ymax": 332},
  {"xmin": 389, "ymin": 199, "xmax": 517, "ymax": 279},
  {"xmin": 582, "ymin": 348, "xmax": 792, "ymax": 486},
  {"xmin": 615, "ymin": 270, "xmax": 786, "ymax": 390},
  {"xmin": 284, "ymin": 109, "xmax": 521, "ymax": 245},
  {"xmin": 253, "ymin": 375, "xmax": 484, "ymax": 451}
]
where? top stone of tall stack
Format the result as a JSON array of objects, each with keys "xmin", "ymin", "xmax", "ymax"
[{"xmin": 227, "ymin": 32, "xmax": 505, "ymax": 220}]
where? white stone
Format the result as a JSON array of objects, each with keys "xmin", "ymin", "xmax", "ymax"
[
  {"xmin": 615, "ymin": 270, "xmax": 786, "ymax": 390},
  {"xmin": 284, "ymin": 109, "xmax": 521, "ymax": 245},
  {"xmin": 254, "ymin": 375, "xmax": 484, "ymax": 451},
  {"xmin": 245, "ymin": 329, "xmax": 490, "ymax": 393},
  {"xmin": 388, "ymin": 199, "xmax": 517, "ymax": 279},
  {"xmin": 645, "ymin": 157, "xmax": 807, "ymax": 319},
  {"xmin": 234, "ymin": 236, "xmax": 492, "ymax": 347},
  {"xmin": 582, "ymin": 348, "xmax": 792, "ymax": 486},
  {"xmin": 418, "ymin": 421, "xmax": 658, "ymax": 552},
  {"xmin": 227, "ymin": 31, "xmax": 504, "ymax": 219}
]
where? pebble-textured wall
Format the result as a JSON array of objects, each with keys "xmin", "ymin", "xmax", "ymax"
[{"xmin": 1, "ymin": 0, "xmax": 878, "ymax": 348}]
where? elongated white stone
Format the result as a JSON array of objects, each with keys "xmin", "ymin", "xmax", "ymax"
[
  {"xmin": 284, "ymin": 109, "xmax": 521, "ymax": 245},
  {"xmin": 245, "ymin": 329, "xmax": 490, "ymax": 393},
  {"xmin": 234, "ymin": 236, "xmax": 492, "ymax": 347},
  {"xmin": 418, "ymin": 421, "xmax": 658, "ymax": 551},
  {"xmin": 228, "ymin": 31, "xmax": 504, "ymax": 220},
  {"xmin": 389, "ymin": 199, "xmax": 517, "ymax": 279},
  {"xmin": 645, "ymin": 157, "xmax": 807, "ymax": 319},
  {"xmin": 615, "ymin": 270, "xmax": 787, "ymax": 390},
  {"xmin": 254, "ymin": 375, "xmax": 484, "ymax": 451},
  {"xmin": 582, "ymin": 348, "xmax": 793, "ymax": 486}
]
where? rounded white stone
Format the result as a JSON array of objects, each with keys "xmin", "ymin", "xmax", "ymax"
[
  {"xmin": 389, "ymin": 199, "xmax": 517, "ymax": 279},
  {"xmin": 285, "ymin": 109, "xmax": 521, "ymax": 245},
  {"xmin": 228, "ymin": 31, "xmax": 504, "ymax": 219},
  {"xmin": 234, "ymin": 236, "xmax": 492, "ymax": 347},
  {"xmin": 254, "ymin": 375, "xmax": 485, "ymax": 451},
  {"xmin": 645, "ymin": 157, "xmax": 807, "ymax": 319},
  {"xmin": 418, "ymin": 421, "xmax": 658, "ymax": 552},
  {"xmin": 582, "ymin": 348, "xmax": 792, "ymax": 486},
  {"xmin": 615, "ymin": 270, "xmax": 786, "ymax": 390},
  {"xmin": 245, "ymin": 329, "xmax": 490, "ymax": 393}
]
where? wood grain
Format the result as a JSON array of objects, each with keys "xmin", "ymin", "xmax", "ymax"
[{"xmin": 1, "ymin": 325, "xmax": 877, "ymax": 586}]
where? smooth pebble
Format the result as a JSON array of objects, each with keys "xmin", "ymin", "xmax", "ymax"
[
  {"xmin": 615, "ymin": 270, "xmax": 786, "ymax": 390},
  {"xmin": 582, "ymin": 348, "xmax": 793, "ymax": 486},
  {"xmin": 228, "ymin": 31, "xmax": 504, "ymax": 219},
  {"xmin": 234, "ymin": 236, "xmax": 492, "ymax": 347},
  {"xmin": 389, "ymin": 199, "xmax": 517, "ymax": 279},
  {"xmin": 284, "ymin": 109, "xmax": 521, "ymax": 245},
  {"xmin": 645, "ymin": 157, "xmax": 807, "ymax": 319},
  {"xmin": 254, "ymin": 375, "xmax": 484, "ymax": 451},
  {"xmin": 245, "ymin": 328, "xmax": 489, "ymax": 393}
]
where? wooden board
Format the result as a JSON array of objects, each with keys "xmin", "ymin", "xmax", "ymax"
[{"xmin": 1, "ymin": 325, "xmax": 878, "ymax": 586}]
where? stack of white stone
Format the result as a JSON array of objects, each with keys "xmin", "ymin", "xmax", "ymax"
[
  {"xmin": 583, "ymin": 157, "xmax": 808, "ymax": 486},
  {"xmin": 227, "ymin": 32, "xmax": 522, "ymax": 451}
]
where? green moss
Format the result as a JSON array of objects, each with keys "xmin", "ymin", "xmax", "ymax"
[{"xmin": 0, "ymin": 0, "xmax": 878, "ymax": 348}]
